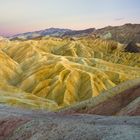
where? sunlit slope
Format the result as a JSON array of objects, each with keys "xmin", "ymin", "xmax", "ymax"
[{"xmin": 0, "ymin": 37, "xmax": 140, "ymax": 110}]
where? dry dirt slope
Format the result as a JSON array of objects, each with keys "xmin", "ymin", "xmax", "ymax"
[
  {"xmin": 0, "ymin": 36, "xmax": 140, "ymax": 111},
  {"xmin": 0, "ymin": 104, "xmax": 140, "ymax": 140}
]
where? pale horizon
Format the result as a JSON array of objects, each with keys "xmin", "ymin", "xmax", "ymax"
[{"xmin": 0, "ymin": 0, "xmax": 140, "ymax": 36}]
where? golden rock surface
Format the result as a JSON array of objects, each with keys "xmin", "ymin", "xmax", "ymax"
[{"xmin": 0, "ymin": 37, "xmax": 140, "ymax": 110}]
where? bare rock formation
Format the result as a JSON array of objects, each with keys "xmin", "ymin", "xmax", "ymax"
[
  {"xmin": 0, "ymin": 37, "xmax": 139, "ymax": 110},
  {"xmin": 60, "ymin": 78, "xmax": 140, "ymax": 116},
  {"xmin": 125, "ymin": 41, "xmax": 140, "ymax": 53}
]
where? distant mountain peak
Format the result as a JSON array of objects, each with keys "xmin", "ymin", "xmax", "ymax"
[{"xmin": 9, "ymin": 24, "xmax": 140, "ymax": 43}]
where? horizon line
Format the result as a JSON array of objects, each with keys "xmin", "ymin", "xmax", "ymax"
[{"xmin": 1, "ymin": 22, "xmax": 140, "ymax": 37}]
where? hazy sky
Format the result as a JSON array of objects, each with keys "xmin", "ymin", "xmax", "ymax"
[{"xmin": 0, "ymin": 0, "xmax": 140, "ymax": 36}]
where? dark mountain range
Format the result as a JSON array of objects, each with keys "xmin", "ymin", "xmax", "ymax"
[
  {"xmin": 9, "ymin": 28, "xmax": 71, "ymax": 40},
  {"xmin": 62, "ymin": 28, "xmax": 95, "ymax": 37},
  {"xmin": 9, "ymin": 28, "xmax": 95, "ymax": 40},
  {"xmin": 96, "ymin": 23, "xmax": 140, "ymax": 43},
  {"xmin": 9, "ymin": 24, "xmax": 140, "ymax": 43}
]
